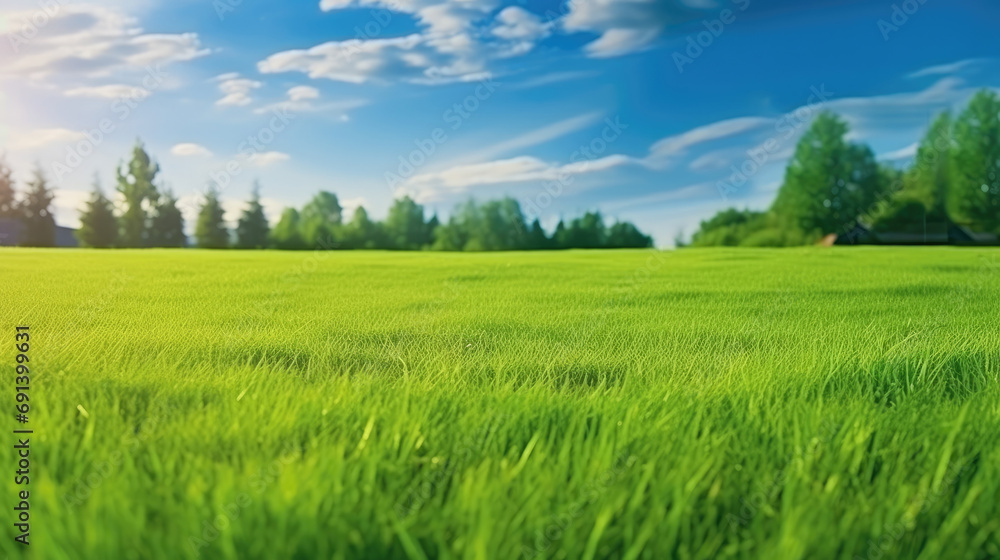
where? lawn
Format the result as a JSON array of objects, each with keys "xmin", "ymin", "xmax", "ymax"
[{"xmin": 2, "ymin": 247, "xmax": 1000, "ymax": 560}]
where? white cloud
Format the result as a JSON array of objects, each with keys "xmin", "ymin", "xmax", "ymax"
[
  {"xmin": 403, "ymin": 153, "xmax": 632, "ymax": 200},
  {"xmin": 287, "ymin": 85, "xmax": 320, "ymax": 102},
  {"xmin": 215, "ymin": 74, "xmax": 263, "ymax": 107},
  {"xmin": 64, "ymin": 84, "xmax": 151, "ymax": 99},
  {"xmin": 689, "ymin": 150, "xmax": 734, "ymax": 171},
  {"xmin": 603, "ymin": 182, "xmax": 713, "ymax": 212},
  {"xmin": 584, "ymin": 28, "xmax": 661, "ymax": 58},
  {"xmin": 246, "ymin": 151, "xmax": 290, "ymax": 167},
  {"xmin": 645, "ymin": 116, "xmax": 772, "ymax": 167},
  {"xmin": 10, "ymin": 128, "xmax": 86, "ymax": 149},
  {"xmin": 252, "ymin": 96, "xmax": 368, "ymax": 118},
  {"xmin": 249, "ymin": 83, "xmax": 366, "ymax": 117},
  {"xmin": 491, "ymin": 6, "xmax": 552, "ymax": 57},
  {"xmin": 908, "ymin": 59, "xmax": 981, "ymax": 79},
  {"xmin": 402, "ymin": 113, "xmax": 773, "ymax": 200},
  {"xmin": 510, "ymin": 70, "xmax": 599, "ymax": 90},
  {"xmin": 259, "ymin": 33, "xmax": 482, "ymax": 85},
  {"xmin": 459, "ymin": 112, "xmax": 604, "ymax": 163},
  {"xmin": 562, "ymin": 0, "xmax": 700, "ymax": 58},
  {"xmin": 0, "ymin": 4, "xmax": 207, "ymax": 81},
  {"xmin": 171, "ymin": 143, "xmax": 212, "ymax": 157},
  {"xmin": 260, "ymin": 1, "xmax": 550, "ymax": 85}
]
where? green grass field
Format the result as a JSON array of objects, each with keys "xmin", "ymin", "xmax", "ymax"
[{"xmin": 2, "ymin": 247, "xmax": 1000, "ymax": 560}]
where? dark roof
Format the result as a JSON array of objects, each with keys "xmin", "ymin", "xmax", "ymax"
[{"xmin": 0, "ymin": 218, "xmax": 78, "ymax": 247}]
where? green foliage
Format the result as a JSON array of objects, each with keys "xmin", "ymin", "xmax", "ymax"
[
  {"xmin": 904, "ymin": 111, "xmax": 953, "ymax": 214},
  {"xmin": 429, "ymin": 199, "xmax": 647, "ymax": 251},
  {"xmin": 691, "ymin": 95, "xmax": 1000, "ymax": 247},
  {"xmin": 150, "ymin": 191, "xmax": 186, "ymax": 248},
  {"xmin": 236, "ymin": 183, "xmax": 270, "ymax": 249},
  {"xmin": 556, "ymin": 211, "xmax": 606, "ymax": 249},
  {"xmin": 606, "ymin": 221, "xmax": 653, "ymax": 249},
  {"xmin": 384, "ymin": 196, "xmax": 433, "ymax": 249},
  {"xmin": 195, "ymin": 188, "xmax": 229, "ymax": 249},
  {"xmin": 76, "ymin": 178, "xmax": 118, "ymax": 248},
  {"xmin": 20, "ymin": 167, "xmax": 55, "ymax": 247},
  {"xmin": 690, "ymin": 208, "xmax": 769, "ymax": 247},
  {"xmin": 116, "ymin": 141, "xmax": 160, "ymax": 247},
  {"xmin": 0, "ymin": 155, "xmax": 18, "ymax": 218},
  {"xmin": 949, "ymin": 90, "xmax": 1000, "ymax": 233},
  {"xmin": 68, "ymin": 146, "xmax": 651, "ymax": 251},
  {"xmin": 299, "ymin": 191, "xmax": 342, "ymax": 249},
  {"xmin": 527, "ymin": 219, "xmax": 551, "ymax": 250},
  {"xmin": 341, "ymin": 206, "xmax": 383, "ymax": 249},
  {"xmin": 870, "ymin": 197, "xmax": 945, "ymax": 235},
  {"xmin": 433, "ymin": 198, "xmax": 528, "ymax": 251},
  {"xmin": 270, "ymin": 208, "xmax": 306, "ymax": 250},
  {"xmin": 4, "ymin": 248, "xmax": 1000, "ymax": 559},
  {"xmin": 772, "ymin": 112, "xmax": 885, "ymax": 236}
]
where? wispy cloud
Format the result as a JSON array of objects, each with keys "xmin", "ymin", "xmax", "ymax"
[
  {"xmin": 907, "ymin": 58, "xmax": 982, "ymax": 79},
  {"xmin": 64, "ymin": 84, "xmax": 151, "ymax": 99},
  {"xmin": 246, "ymin": 151, "xmax": 290, "ymax": 167},
  {"xmin": 10, "ymin": 128, "xmax": 86, "ymax": 150},
  {"xmin": 644, "ymin": 117, "xmax": 772, "ymax": 168},
  {"xmin": 458, "ymin": 111, "xmax": 605, "ymax": 163},
  {"xmin": 171, "ymin": 143, "xmax": 213, "ymax": 157},
  {"xmin": 403, "ymin": 154, "xmax": 632, "ymax": 201},
  {"xmin": 251, "ymin": 86, "xmax": 367, "ymax": 118}
]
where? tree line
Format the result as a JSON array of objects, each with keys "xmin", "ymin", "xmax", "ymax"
[
  {"xmin": 0, "ymin": 143, "xmax": 652, "ymax": 250},
  {"xmin": 688, "ymin": 89, "xmax": 1000, "ymax": 246}
]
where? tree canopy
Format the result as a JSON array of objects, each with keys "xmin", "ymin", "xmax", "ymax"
[{"xmin": 691, "ymin": 89, "xmax": 1000, "ymax": 246}]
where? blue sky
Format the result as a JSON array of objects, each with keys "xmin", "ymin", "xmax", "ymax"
[{"xmin": 0, "ymin": 0, "xmax": 997, "ymax": 245}]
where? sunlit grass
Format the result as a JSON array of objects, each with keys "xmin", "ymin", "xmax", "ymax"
[{"xmin": 1, "ymin": 247, "xmax": 999, "ymax": 560}]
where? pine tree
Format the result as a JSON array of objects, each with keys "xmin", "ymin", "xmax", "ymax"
[
  {"xmin": 20, "ymin": 167, "xmax": 55, "ymax": 247},
  {"xmin": 116, "ymin": 141, "xmax": 160, "ymax": 247},
  {"xmin": 76, "ymin": 177, "xmax": 118, "ymax": 248},
  {"xmin": 949, "ymin": 90, "xmax": 1000, "ymax": 233},
  {"xmin": 0, "ymin": 155, "xmax": 18, "ymax": 219},
  {"xmin": 236, "ymin": 183, "xmax": 270, "ymax": 249},
  {"xmin": 195, "ymin": 188, "xmax": 229, "ymax": 248},
  {"xmin": 151, "ymin": 190, "xmax": 186, "ymax": 247},
  {"xmin": 527, "ymin": 219, "xmax": 550, "ymax": 250}
]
